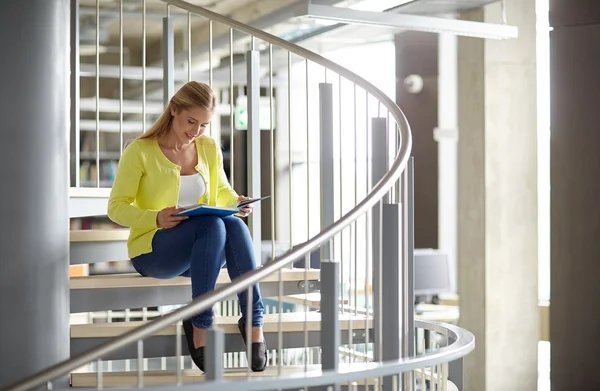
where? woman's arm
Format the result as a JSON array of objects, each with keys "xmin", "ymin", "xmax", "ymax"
[
  {"xmin": 107, "ymin": 142, "xmax": 160, "ymax": 228},
  {"xmin": 215, "ymin": 146, "xmax": 239, "ymax": 207}
]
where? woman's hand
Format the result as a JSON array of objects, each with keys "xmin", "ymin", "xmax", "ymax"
[
  {"xmin": 237, "ymin": 195, "xmax": 254, "ymax": 217},
  {"xmin": 156, "ymin": 206, "xmax": 188, "ymax": 229}
]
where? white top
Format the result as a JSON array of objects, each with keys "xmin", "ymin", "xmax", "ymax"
[{"xmin": 177, "ymin": 173, "xmax": 206, "ymax": 207}]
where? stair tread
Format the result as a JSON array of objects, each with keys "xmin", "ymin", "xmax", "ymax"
[
  {"xmin": 70, "ymin": 365, "xmax": 335, "ymax": 387},
  {"xmin": 281, "ymin": 293, "xmax": 348, "ymax": 307},
  {"xmin": 70, "ymin": 366, "xmax": 456, "ymax": 390},
  {"xmin": 70, "ymin": 312, "xmax": 373, "ymax": 338},
  {"xmin": 70, "ymin": 229, "xmax": 130, "ymax": 242},
  {"xmin": 70, "ymin": 268, "xmax": 320, "ymax": 289}
]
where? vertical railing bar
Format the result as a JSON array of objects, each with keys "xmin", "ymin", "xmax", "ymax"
[
  {"xmin": 106, "ymin": 311, "xmax": 113, "ymax": 373},
  {"xmin": 321, "ymin": 261, "xmax": 341, "ymax": 391},
  {"xmin": 430, "ymin": 341, "xmax": 435, "ymax": 391},
  {"xmin": 364, "ymin": 213, "xmax": 370, "ymax": 391},
  {"xmin": 118, "ymin": 0, "xmax": 124, "ymax": 155},
  {"xmin": 374, "ymin": 115, "xmax": 385, "ymax": 381},
  {"xmin": 421, "ymin": 362, "xmax": 426, "ymax": 391},
  {"xmin": 208, "ymin": 19, "xmax": 213, "ymax": 136},
  {"xmin": 348, "ymin": 224, "xmax": 354, "ymax": 363},
  {"xmin": 395, "ymin": 123, "xmax": 401, "ymax": 202},
  {"xmin": 176, "ymin": 320, "xmax": 182, "ymax": 385},
  {"xmin": 70, "ymin": 0, "xmax": 81, "ymax": 188},
  {"xmin": 266, "ymin": 43, "xmax": 281, "ymax": 378},
  {"xmin": 163, "ymin": 11, "xmax": 174, "ymax": 107},
  {"xmin": 125, "ymin": 309, "xmax": 131, "ymax": 371},
  {"xmin": 304, "ymin": 253, "xmax": 309, "ymax": 375},
  {"xmin": 142, "ymin": 0, "xmax": 147, "ymax": 135},
  {"xmin": 403, "ymin": 158, "xmax": 416, "ymax": 391},
  {"xmin": 377, "ymin": 200, "xmax": 383, "ymax": 362},
  {"xmin": 95, "ymin": 0, "xmax": 100, "ymax": 188},
  {"xmin": 229, "ymin": 27, "xmax": 234, "ymax": 185},
  {"xmin": 277, "ymin": 265, "xmax": 283, "ymax": 374},
  {"xmin": 288, "ymin": 52, "xmax": 293, "ymax": 268},
  {"xmin": 441, "ymin": 362, "xmax": 446, "ymax": 391},
  {"xmin": 339, "ymin": 74, "xmax": 344, "ymax": 319},
  {"xmin": 444, "ymin": 363, "xmax": 449, "ymax": 391},
  {"xmin": 269, "ymin": 41, "xmax": 275, "ymax": 285},
  {"xmin": 246, "ymin": 286, "xmax": 253, "ymax": 374},
  {"xmin": 206, "ymin": 327, "xmax": 225, "ymax": 380},
  {"xmin": 386, "ymin": 110, "xmax": 392, "ymax": 202},
  {"xmin": 353, "ymin": 83, "xmax": 358, "ymax": 322},
  {"xmin": 187, "ymin": 12, "xmax": 192, "ymax": 81},
  {"xmin": 385, "ymin": 106, "xmax": 390, "ymax": 203},
  {"xmin": 142, "ymin": 307, "xmax": 148, "ymax": 371},
  {"xmin": 137, "ymin": 340, "xmax": 144, "ymax": 388},
  {"xmin": 96, "ymin": 359, "xmax": 103, "ymax": 389},
  {"xmin": 305, "ymin": 59, "xmax": 310, "ymax": 245},
  {"xmin": 246, "ymin": 48, "xmax": 262, "ymax": 264},
  {"xmin": 364, "ymin": 89, "xmax": 371, "ymax": 391}
]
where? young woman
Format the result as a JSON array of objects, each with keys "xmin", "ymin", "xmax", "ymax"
[{"xmin": 107, "ymin": 81, "xmax": 267, "ymax": 372}]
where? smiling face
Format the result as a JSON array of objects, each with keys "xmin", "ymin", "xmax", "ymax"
[{"xmin": 169, "ymin": 105, "xmax": 213, "ymax": 144}]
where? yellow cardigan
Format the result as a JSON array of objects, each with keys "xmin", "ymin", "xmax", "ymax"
[{"xmin": 107, "ymin": 136, "xmax": 239, "ymax": 259}]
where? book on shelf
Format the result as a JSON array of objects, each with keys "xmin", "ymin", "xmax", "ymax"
[{"xmin": 174, "ymin": 195, "xmax": 271, "ymax": 217}]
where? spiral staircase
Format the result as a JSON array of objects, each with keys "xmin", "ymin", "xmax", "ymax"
[{"xmin": 1, "ymin": 1, "xmax": 474, "ymax": 390}]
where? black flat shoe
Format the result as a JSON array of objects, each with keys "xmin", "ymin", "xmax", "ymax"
[
  {"xmin": 237, "ymin": 318, "xmax": 268, "ymax": 372},
  {"xmin": 182, "ymin": 318, "xmax": 205, "ymax": 372}
]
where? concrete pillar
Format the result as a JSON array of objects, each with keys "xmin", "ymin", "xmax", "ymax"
[
  {"xmin": 0, "ymin": 0, "xmax": 70, "ymax": 388},
  {"xmin": 457, "ymin": 1, "xmax": 539, "ymax": 391},
  {"xmin": 549, "ymin": 1, "xmax": 600, "ymax": 389}
]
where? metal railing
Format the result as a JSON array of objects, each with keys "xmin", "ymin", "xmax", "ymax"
[{"xmin": 3, "ymin": 0, "xmax": 475, "ymax": 390}]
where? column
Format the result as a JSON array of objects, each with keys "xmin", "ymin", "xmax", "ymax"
[
  {"xmin": 457, "ymin": 1, "xmax": 539, "ymax": 391},
  {"xmin": 0, "ymin": 0, "xmax": 70, "ymax": 388},
  {"xmin": 549, "ymin": 0, "xmax": 600, "ymax": 389}
]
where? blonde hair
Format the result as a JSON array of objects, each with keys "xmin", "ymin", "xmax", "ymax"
[{"xmin": 138, "ymin": 81, "xmax": 216, "ymax": 141}]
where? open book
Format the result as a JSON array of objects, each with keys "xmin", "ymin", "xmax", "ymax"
[{"xmin": 174, "ymin": 195, "xmax": 271, "ymax": 218}]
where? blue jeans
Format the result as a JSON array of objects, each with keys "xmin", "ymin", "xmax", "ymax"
[{"xmin": 130, "ymin": 215, "xmax": 264, "ymax": 329}]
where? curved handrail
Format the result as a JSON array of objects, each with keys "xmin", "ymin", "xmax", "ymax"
[
  {"xmin": 78, "ymin": 320, "xmax": 475, "ymax": 391},
  {"xmin": 1, "ymin": 1, "xmax": 414, "ymax": 390},
  {"xmin": 147, "ymin": 320, "xmax": 474, "ymax": 391}
]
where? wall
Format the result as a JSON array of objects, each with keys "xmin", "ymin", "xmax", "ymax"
[
  {"xmin": 550, "ymin": 0, "xmax": 600, "ymax": 389},
  {"xmin": 395, "ymin": 31, "xmax": 439, "ymax": 249}
]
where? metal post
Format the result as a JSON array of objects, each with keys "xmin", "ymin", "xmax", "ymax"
[
  {"xmin": 320, "ymin": 83, "xmax": 334, "ymax": 260},
  {"xmin": 320, "ymin": 260, "xmax": 340, "ymax": 391},
  {"xmin": 381, "ymin": 203, "xmax": 403, "ymax": 391},
  {"xmin": 70, "ymin": 0, "xmax": 80, "ymax": 187},
  {"xmin": 162, "ymin": 16, "xmax": 174, "ymax": 106},
  {"xmin": 402, "ymin": 157, "xmax": 416, "ymax": 391},
  {"xmin": 370, "ymin": 117, "xmax": 388, "ymax": 364},
  {"xmin": 246, "ymin": 50, "xmax": 262, "ymax": 263},
  {"xmin": 0, "ymin": 2, "xmax": 70, "ymax": 387},
  {"xmin": 448, "ymin": 357, "xmax": 463, "ymax": 391},
  {"xmin": 206, "ymin": 328, "xmax": 225, "ymax": 381}
]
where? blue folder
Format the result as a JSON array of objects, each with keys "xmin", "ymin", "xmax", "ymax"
[{"xmin": 174, "ymin": 195, "xmax": 271, "ymax": 218}]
